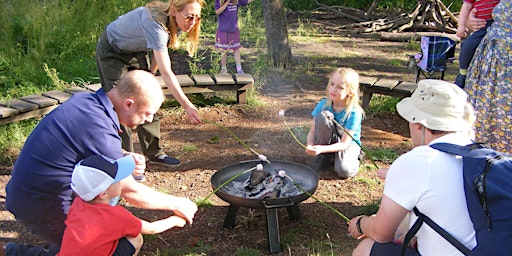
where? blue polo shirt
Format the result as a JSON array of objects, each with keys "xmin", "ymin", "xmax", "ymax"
[{"xmin": 6, "ymin": 89, "xmax": 123, "ymax": 221}]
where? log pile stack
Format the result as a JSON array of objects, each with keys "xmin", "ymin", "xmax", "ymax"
[{"xmin": 314, "ymin": 0, "xmax": 459, "ymax": 34}]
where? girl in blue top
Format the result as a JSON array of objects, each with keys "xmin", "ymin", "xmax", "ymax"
[{"xmin": 306, "ymin": 67, "xmax": 364, "ymax": 179}]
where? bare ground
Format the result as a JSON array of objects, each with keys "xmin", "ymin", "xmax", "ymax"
[{"xmin": 0, "ymin": 12, "xmax": 460, "ymax": 256}]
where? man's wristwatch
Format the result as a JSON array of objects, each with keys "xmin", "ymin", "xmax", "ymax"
[{"xmin": 356, "ymin": 216, "xmax": 364, "ymax": 234}]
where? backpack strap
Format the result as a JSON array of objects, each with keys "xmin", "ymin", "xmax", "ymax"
[
  {"xmin": 401, "ymin": 207, "xmax": 471, "ymax": 256},
  {"xmin": 430, "ymin": 142, "xmax": 486, "ymax": 157}
]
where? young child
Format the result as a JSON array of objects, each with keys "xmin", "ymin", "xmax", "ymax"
[
  {"xmin": 57, "ymin": 155, "xmax": 186, "ymax": 256},
  {"xmin": 306, "ymin": 67, "xmax": 364, "ymax": 179},
  {"xmin": 215, "ymin": 0, "xmax": 254, "ymax": 74},
  {"xmin": 455, "ymin": 0, "xmax": 500, "ymax": 88}
]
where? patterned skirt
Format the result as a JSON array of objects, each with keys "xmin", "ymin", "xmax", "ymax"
[{"xmin": 465, "ymin": 0, "xmax": 512, "ymax": 153}]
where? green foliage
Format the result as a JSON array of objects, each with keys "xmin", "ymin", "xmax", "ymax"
[
  {"xmin": 365, "ymin": 95, "xmax": 400, "ymax": 114},
  {"xmin": 366, "ymin": 148, "xmax": 400, "ymax": 164},
  {"xmin": 0, "ymin": 119, "xmax": 39, "ymax": 165},
  {"xmin": 152, "ymin": 240, "xmax": 212, "ymax": 255},
  {"xmin": 234, "ymin": 247, "xmax": 262, "ymax": 256},
  {"xmin": 183, "ymin": 143, "xmax": 198, "ymax": 152},
  {"xmin": 194, "ymin": 199, "xmax": 213, "ymax": 207},
  {"xmin": 353, "ymin": 200, "xmax": 381, "ymax": 216}
]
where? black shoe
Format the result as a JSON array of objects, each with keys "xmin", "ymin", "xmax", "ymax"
[
  {"xmin": 148, "ymin": 154, "xmax": 181, "ymax": 167},
  {"xmin": 309, "ymin": 154, "xmax": 334, "ymax": 173},
  {"xmin": 454, "ymin": 74, "xmax": 466, "ymax": 88}
]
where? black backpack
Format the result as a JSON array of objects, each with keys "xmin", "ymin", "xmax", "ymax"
[{"xmin": 402, "ymin": 143, "xmax": 512, "ymax": 255}]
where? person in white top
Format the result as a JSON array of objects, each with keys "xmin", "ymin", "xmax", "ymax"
[{"xmin": 347, "ymin": 79, "xmax": 477, "ymax": 256}]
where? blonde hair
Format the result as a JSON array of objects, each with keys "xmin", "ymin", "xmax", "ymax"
[
  {"xmin": 323, "ymin": 67, "xmax": 364, "ymax": 121},
  {"xmin": 145, "ymin": 0, "xmax": 205, "ymax": 56}
]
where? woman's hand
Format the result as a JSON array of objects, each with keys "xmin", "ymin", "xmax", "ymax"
[{"xmin": 185, "ymin": 105, "xmax": 202, "ymax": 125}]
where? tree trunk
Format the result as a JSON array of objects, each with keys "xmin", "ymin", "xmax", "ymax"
[{"xmin": 262, "ymin": 0, "xmax": 292, "ymax": 69}]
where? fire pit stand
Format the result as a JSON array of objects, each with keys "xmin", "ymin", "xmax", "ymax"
[
  {"xmin": 223, "ymin": 201, "xmax": 302, "ymax": 253},
  {"xmin": 211, "ymin": 160, "xmax": 318, "ymax": 254}
]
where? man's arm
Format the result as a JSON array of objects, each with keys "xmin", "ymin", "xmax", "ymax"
[
  {"xmin": 120, "ymin": 177, "xmax": 198, "ymax": 224},
  {"xmin": 348, "ymin": 195, "xmax": 408, "ymax": 243}
]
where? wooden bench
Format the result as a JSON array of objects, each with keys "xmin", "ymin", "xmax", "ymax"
[
  {"xmin": 156, "ymin": 73, "xmax": 254, "ymax": 104},
  {"xmin": 359, "ymin": 75, "xmax": 418, "ymax": 110},
  {"xmin": 0, "ymin": 73, "xmax": 254, "ymax": 126}
]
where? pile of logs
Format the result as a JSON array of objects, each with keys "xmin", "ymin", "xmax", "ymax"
[{"xmin": 314, "ymin": 0, "xmax": 459, "ymax": 34}]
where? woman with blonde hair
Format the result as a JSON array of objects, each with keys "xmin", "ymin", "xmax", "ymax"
[
  {"xmin": 96, "ymin": 0, "xmax": 205, "ymax": 180},
  {"xmin": 306, "ymin": 67, "xmax": 365, "ymax": 179}
]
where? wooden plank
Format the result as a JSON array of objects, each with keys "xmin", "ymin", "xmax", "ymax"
[
  {"xmin": 359, "ymin": 76, "xmax": 378, "ymax": 86},
  {"xmin": 165, "ymin": 87, "xmax": 214, "ymax": 99},
  {"xmin": 42, "ymin": 90, "xmax": 72, "ymax": 103},
  {"xmin": 0, "ymin": 106, "xmax": 19, "ymax": 119},
  {"xmin": 191, "ymin": 74, "xmax": 215, "ymax": 86},
  {"xmin": 0, "ymin": 105, "xmax": 59, "ymax": 126},
  {"xmin": 156, "ymin": 75, "xmax": 195, "ymax": 88},
  {"xmin": 212, "ymin": 74, "xmax": 235, "ymax": 85},
  {"xmin": 182, "ymin": 87, "xmax": 214, "ymax": 94},
  {"xmin": 2, "ymin": 99, "xmax": 38, "ymax": 113},
  {"xmin": 66, "ymin": 87, "xmax": 90, "ymax": 95},
  {"xmin": 234, "ymin": 74, "xmax": 254, "ymax": 85},
  {"xmin": 176, "ymin": 75, "xmax": 195, "ymax": 86},
  {"xmin": 372, "ymin": 79, "xmax": 400, "ymax": 90},
  {"xmin": 393, "ymin": 81, "xmax": 417, "ymax": 94},
  {"xmin": 20, "ymin": 94, "xmax": 58, "ymax": 108},
  {"xmin": 83, "ymin": 83, "xmax": 101, "ymax": 91}
]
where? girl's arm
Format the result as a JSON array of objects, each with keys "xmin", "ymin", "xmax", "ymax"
[
  {"xmin": 312, "ymin": 129, "xmax": 354, "ymax": 154},
  {"xmin": 216, "ymin": 0, "xmax": 230, "ymax": 15},
  {"xmin": 305, "ymin": 119, "xmax": 318, "ymax": 155}
]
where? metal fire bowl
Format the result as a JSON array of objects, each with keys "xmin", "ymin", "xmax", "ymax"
[{"xmin": 211, "ymin": 160, "xmax": 318, "ymax": 209}]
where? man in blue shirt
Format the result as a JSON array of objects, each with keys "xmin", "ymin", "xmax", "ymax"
[{"xmin": 4, "ymin": 70, "xmax": 197, "ymax": 255}]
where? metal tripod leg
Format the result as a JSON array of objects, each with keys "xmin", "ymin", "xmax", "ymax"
[
  {"xmin": 223, "ymin": 204, "xmax": 240, "ymax": 229},
  {"xmin": 287, "ymin": 204, "xmax": 301, "ymax": 221},
  {"xmin": 266, "ymin": 208, "xmax": 281, "ymax": 253}
]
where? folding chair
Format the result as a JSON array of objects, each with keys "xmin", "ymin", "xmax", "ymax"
[{"xmin": 409, "ymin": 36, "xmax": 456, "ymax": 82}]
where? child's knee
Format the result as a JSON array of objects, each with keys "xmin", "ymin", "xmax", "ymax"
[
  {"xmin": 334, "ymin": 163, "xmax": 359, "ymax": 179},
  {"xmin": 127, "ymin": 233, "xmax": 143, "ymax": 252}
]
